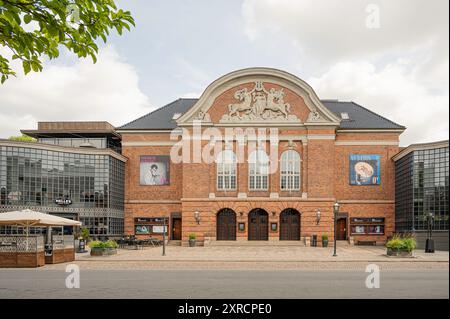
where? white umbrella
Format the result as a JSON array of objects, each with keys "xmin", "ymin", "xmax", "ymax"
[{"xmin": 0, "ymin": 209, "xmax": 82, "ymax": 249}]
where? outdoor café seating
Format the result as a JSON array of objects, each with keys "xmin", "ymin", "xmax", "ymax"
[
  {"xmin": 0, "ymin": 209, "xmax": 81, "ymax": 268},
  {"xmin": 117, "ymin": 236, "xmax": 163, "ymax": 249}
]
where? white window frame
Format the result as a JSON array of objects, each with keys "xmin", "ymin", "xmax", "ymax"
[
  {"xmin": 248, "ymin": 150, "xmax": 269, "ymax": 191},
  {"xmin": 280, "ymin": 150, "xmax": 301, "ymax": 191},
  {"xmin": 216, "ymin": 150, "xmax": 237, "ymax": 191}
]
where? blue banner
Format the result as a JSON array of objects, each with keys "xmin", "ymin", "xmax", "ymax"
[{"xmin": 349, "ymin": 154, "xmax": 380, "ymax": 185}]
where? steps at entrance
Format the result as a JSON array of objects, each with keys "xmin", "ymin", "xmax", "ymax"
[
  {"xmin": 210, "ymin": 240, "xmax": 306, "ymax": 247},
  {"xmin": 168, "ymin": 240, "xmax": 181, "ymax": 246}
]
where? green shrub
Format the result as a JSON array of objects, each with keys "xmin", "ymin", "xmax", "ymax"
[
  {"xmin": 89, "ymin": 240, "xmax": 118, "ymax": 249},
  {"xmin": 322, "ymin": 234, "xmax": 328, "ymax": 241},
  {"xmin": 386, "ymin": 234, "xmax": 417, "ymax": 252},
  {"xmin": 188, "ymin": 233, "xmax": 196, "ymax": 240},
  {"xmin": 81, "ymin": 227, "xmax": 90, "ymax": 241}
]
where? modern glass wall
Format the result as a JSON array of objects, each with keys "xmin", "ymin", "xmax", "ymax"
[
  {"xmin": 38, "ymin": 137, "xmax": 121, "ymax": 153},
  {"xmin": 0, "ymin": 145, "xmax": 125, "ymax": 236},
  {"xmin": 395, "ymin": 146, "xmax": 449, "ymax": 232}
]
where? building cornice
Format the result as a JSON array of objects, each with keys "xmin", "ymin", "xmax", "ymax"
[
  {"xmin": 392, "ymin": 140, "xmax": 449, "ymax": 161},
  {"xmin": 0, "ymin": 139, "xmax": 127, "ymax": 162}
]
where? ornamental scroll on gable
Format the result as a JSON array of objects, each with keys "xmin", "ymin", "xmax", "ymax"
[{"xmin": 219, "ymin": 81, "xmax": 300, "ymax": 123}]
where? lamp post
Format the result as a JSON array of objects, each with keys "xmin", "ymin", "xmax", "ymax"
[
  {"xmin": 425, "ymin": 212, "xmax": 435, "ymax": 253},
  {"xmin": 333, "ymin": 202, "xmax": 340, "ymax": 257},
  {"xmin": 162, "ymin": 216, "xmax": 167, "ymax": 256}
]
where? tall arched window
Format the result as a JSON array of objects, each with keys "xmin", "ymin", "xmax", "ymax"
[
  {"xmin": 248, "ymin": 150, "xmax": 269, "ymax": 190},
  {"xmin": 216, "ymin": 150, "xmax": 237, "ymax": 190},
  {"xmin": 280, "ymin": 150, "xmax": 300, "ymax": 191}
]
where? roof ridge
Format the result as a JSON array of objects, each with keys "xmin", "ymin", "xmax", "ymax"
[
  {"xmin": 349, "ymin": 101, "xmax": 405, "ymax": 129},
  {"xmin": 119, "ymin": 98, "xmax": 190, "ymax": 129}
]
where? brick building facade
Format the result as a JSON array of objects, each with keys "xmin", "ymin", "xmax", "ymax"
[{"xmin": 118, "ymin": 68, "xmax": 405, "ymax": 246}]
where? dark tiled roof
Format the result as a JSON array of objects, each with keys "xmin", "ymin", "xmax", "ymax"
[
  {"xmin": 119, "ymin": 99, "xmax": 405, "ymax": 130},
  {"xmin": 119, "ymin": 98, "xmax": 198, "ymax": 130},
  {"xmin": 322, "ymin": 100, "xmax": 405, "ymax": 130}
]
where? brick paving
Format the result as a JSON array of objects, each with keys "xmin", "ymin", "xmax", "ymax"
[
  {"xmin": 28, "ymin": 245, "xmax": 441, "ymax": 271},
  {"xmin": 75, "ymin": 245, "xmax": 449, "ymax": 262}
]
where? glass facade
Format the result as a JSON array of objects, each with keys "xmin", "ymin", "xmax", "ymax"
[
  {"xmin": 395, "ymin": 146, "xmax": 449, "ymax": 232},
  {"xmin": 38, "ymin": 137, "xmax": 121, "ymax": 153},
  {"xmin": 0, "ymin": 144, "xmax": 125, "ymax": 237}
]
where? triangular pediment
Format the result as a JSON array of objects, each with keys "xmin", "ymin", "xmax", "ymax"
[{"xmin": 177, "ymin": 68, "xmax": 341, "ymax": 127}]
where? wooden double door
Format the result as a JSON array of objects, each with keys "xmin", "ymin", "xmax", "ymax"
[
  {"xmin": 216, "ymin": 209, "xmax": 236, "ymax": 240},
  {"xmin": 280, "ymin": 209, "xmax": 300, "ymax": 240},
  {"xmin": 248, "ymin": 209, "xmax": 269, "ymax": 241}
]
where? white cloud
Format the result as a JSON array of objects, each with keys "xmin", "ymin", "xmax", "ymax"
[
  {"xmin": 0, "ymin": 46, "xmax": 151, "ymax": 138},
  {"xmin": 308, "ymin": 59, "xmax": 449, "ymax": 146},
  {"xmin": 242, "ymin": 0, "xmax": 449, "ymax": 146},
  {"xmin": 242, "ymin": 0, "xmax": 448, "ymax": 67}
]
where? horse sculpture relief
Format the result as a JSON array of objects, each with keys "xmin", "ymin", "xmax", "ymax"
[{"xmin": 222, "ymin": 82, "xmax": 297, "ymax": 122}]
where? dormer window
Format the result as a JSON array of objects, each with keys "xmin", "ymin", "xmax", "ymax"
[
  {"xmin": 172, "ymin": 113, "xmax": 182, "ymax": 120},
  {"xmin": 340, "ymin": 112, "xmax": 350, "ymax": 120}
]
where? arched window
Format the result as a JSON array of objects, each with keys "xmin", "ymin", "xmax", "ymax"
[
  {"xmin": 248, "ymin": 150, "xmax": 269, "ymax": 190},
  {"xmin": 216, "ymin": 150, "xmax": 237, "ymax": 190},
  {"xmin": 280, "ymin": 150, "xmax": 300, "ymax": 191}
]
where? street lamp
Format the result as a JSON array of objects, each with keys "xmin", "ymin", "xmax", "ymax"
[
  {"xmin": 333, "ymin": 202, "xmax": 340, "ymax": 257},
  {"xmin": 425, "ymin": 212, "xmax": 435, "ymax": 253}
]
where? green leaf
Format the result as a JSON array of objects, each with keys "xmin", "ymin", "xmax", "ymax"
[
  {"xmin": 23, "ymin": 14, "xmax": 32, "ymax": 24},
  {"xmin": 22, "ymin": 60, "xmax": 31, "ymax": 75}
]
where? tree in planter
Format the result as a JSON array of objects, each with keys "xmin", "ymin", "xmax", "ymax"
[
  {"xmin": 80, "ymin": 227, "xmax": 90, "ymax": 242},
  {"xmin": 0, "ymin": 0, "xmax": 135, "ymax": 83}
]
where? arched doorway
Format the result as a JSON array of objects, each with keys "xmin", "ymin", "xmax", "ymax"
[
  {"xmin": 248, "ymin": 208, "xmax": 269, "ymax": 240},
  {"xmin": 280, "ymin": 208, "xmax": 301, "ymax": 240},
  {"xmin": 216, "ymin": 208, "xmax": 236, "ymax": 240}
]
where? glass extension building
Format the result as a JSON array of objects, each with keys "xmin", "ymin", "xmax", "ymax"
[
  {"xmin": 394, "ymin": 140, "xmax": 449, "ymax": 250},
  {"xmin": 0, "ymin": 122, "xmax": 126, "ymax": 238}
]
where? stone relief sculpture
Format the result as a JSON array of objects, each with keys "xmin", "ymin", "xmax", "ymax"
[
  {"xmin": 306, "ymin": 109, "xmax": 325, "ymax": 122},
  {"xmin": 194, "ymin": 110, "xmax": 211, "ymax": 122},
  {"xmin": 220, "ymin": 81, "xmax": 300, "ymax": 123}
]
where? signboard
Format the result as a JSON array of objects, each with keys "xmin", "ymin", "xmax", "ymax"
[
  {"xmin": 152, "ymin": 226, "xmax": 168, "ymax": 234},
  {"xmin": 140, "ymin": 156, "xmax": 170, "ymax": 186},
  {"xmin": 349, "ymin": 154, "xmax": 380, "ymax": 185},
  {"xmin": 135, "ymin": 225, "xmax": 151, "ymax": 235},
  {"xmin": 55, "ymin": 198, "xmax": 72, "ymax": 205}
]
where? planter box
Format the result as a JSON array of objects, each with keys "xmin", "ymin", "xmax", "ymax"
[
  {"xmin": 386, "ymin": 248, "xmax": 413, "ymax": 257},
  {"xmin": 188, "ymin": 239, "xmax": 196, "ymax": 247},
  {"xmin": 90, "ymin": 247, "xmax": 117, "ymax": 256},
  {"xmin": 322, "ymin": 240, "xmax": 329, "ymax": 247}
]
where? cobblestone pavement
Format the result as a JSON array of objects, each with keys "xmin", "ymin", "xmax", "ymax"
[
  {"xmin": 32, "ymin": 245, "xmax": 447, "ymax": 271},
  {"xmin": 75, "ymin": 245, "xmax": 449, "ymax": 262}
]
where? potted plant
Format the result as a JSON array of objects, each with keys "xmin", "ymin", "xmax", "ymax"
[
  {"xmin": 89, "ymin": 240, "xmax": 118, "ymax": 256},
  {"xmin": 78, "ymin": 227, "xmax": 90, "ymax": 253},
  {"xmin": 386, "ymin": 234, "xmax": 416, "ymax": 257},
  {"xmin": 188, "ymin": 233, "xmax": 196, "ymax": 247},
  {"xmin": 322, "ymin": 234, "xmax": 329, "ymax": 247}
]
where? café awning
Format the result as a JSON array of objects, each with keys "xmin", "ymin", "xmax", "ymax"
[{"xmin": 0, "ymin": 209, "xmax": 82, "ymax": 227}]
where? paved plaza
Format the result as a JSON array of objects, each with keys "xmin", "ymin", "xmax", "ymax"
[{"xmin": 75, "ymin": 244, "xmax": 449, "ymax": 263}]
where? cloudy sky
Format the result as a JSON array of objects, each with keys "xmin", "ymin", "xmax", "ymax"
[{"xmin": 0, "ymin": 0, "xmax": 448, "ymax": 146}]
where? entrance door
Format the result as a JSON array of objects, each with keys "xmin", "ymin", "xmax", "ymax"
[
  {"xmin": 280, "ymin": 209, "xmax": 300, "ymax": 240},
  {"xmin": 248, "ymin": 209, "xmax": 269, "ymax": 240},
  {"xmin": 216, "ymin": 209, "xmax": 236, "ymax": 240},
  {"xmin": 172, "ymin": 218, "xmax": 182, "ymax": 240},
  {"xmin": 336, "ymin": 218, "xmax": 347, "ymax": 240}
]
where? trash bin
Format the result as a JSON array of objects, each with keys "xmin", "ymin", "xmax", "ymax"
[{"xmin": 312, "ymin": 235, "xmax": 317, "ymax": 247}]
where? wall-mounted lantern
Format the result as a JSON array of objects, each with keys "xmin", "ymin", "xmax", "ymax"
[
  {"xmin": 316, "ymin": 209, "xmax": 321, "ymax": 225},
  {"xmin": 194, "ymin": 211, "xmax": 201, "ymax": 225}
]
